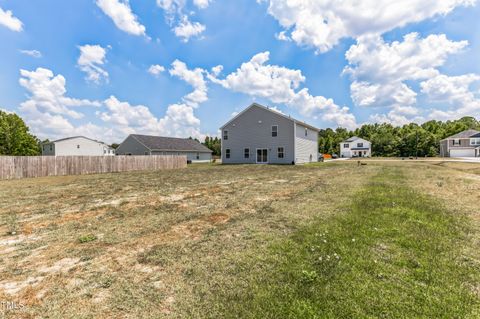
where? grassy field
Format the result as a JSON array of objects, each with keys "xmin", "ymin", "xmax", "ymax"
[{"xmin": 0, "ymin": 161, "xmax": 479, "ymax": 318}]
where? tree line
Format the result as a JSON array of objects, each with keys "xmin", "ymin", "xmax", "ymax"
[
  {"xmin": 318, "ymin": 116, "xmax": 480, "ymax": 157},
  {"xmin": 1, "ymin": 110, "xmax": 478, "ymax": 157}
]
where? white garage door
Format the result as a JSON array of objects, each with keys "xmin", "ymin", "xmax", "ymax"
[{"xmin": 450, "ymin": 149, "xmax": 475, "ymax": 157}]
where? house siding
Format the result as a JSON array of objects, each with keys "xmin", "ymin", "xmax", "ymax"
[
  {"xmin": 440, "ymin": 138, "xmax": 480, "ymax": 157},
  {"xmin": 117, "ymin": 135, "xmax": 212, "ymax": 162},
  {"xmin": 151, "ymin": 151, "xmax": 211, "ymax": 162},
  {"xmin": 448, "ymin": 138, "xmax": 472, "ymax": 148},
  {"xmin": 43, "ymin": 137, "xmax": 114, "ymax": 156},
  {"xmin": 439, "ymin": 140, "xmax": 449, "ymax": 157},
  {"xmin": 294, "ymin": 123, "xmax": 318, "ymax": 164},
  {"xmin": 340, "ymin": 138, "xmax": 371, "ymax": 158},
  {"xmin": 221, "ymin": 105, "xmax": 295, "ymax": 164},
  {"xmin": 116, "ymin": 135, "xmax": 150, "ymax": 155}
]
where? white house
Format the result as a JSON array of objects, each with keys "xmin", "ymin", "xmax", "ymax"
[
  {"xmin": 220, "ymin": 103, "xmax": 319, "ymax": 164},
  {"xmin": 340, "ymin": 136, "xmax": 371, "ymax": 158},
  {"xmin": 42, "ymin": 136, "xmax": 115, "ymax": 156}
]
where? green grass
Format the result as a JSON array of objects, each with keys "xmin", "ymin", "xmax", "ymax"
[
  {"xmin": 213, "ymin": 167, "xmax": 480, "ymax": 318},
  {"xmin": 77, "ymin": 233, "xmax": 97, "ymax": 243}
]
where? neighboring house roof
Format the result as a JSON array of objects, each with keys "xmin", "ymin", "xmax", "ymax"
[
  {"xmin": 342, "ymin": 136, "xmax": 370, "ymax": 144},
  {"xmin": 43, "ymin": 136, "xmax": 113, "ymax": 148},
  {"xmin": 130, "ymin": 134, "xmax": 212, "ymax": 153},
  {"xmin": 441, "ymin": 129, "xmax": 480, "ymax": 140},
  {"xmin": 220, "ymin": 103, "xmax": 320, "ymax": 132}
]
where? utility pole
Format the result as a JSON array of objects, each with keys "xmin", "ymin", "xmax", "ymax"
[{"xmin": 415, "ymin": 129, "xmax": 418, "ymax": 159}]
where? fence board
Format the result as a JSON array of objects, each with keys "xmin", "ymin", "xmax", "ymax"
[{"xmin": 0, "ymin": 155, "xmax": 186, "ymax": 180}]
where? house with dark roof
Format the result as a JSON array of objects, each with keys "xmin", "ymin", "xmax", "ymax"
[
  {"xmin": 219, "ymin": 103, "xmax": 319, "ymax": 164},
  {"xmin": 42, "ymin": 136, "xmax": 115, "ymax": 156},
  {"xmin": 116, "ymin": 134, "xmax": 212, "ymax": 162},
  {"xmin": 340, "ymin": 136, "xmax": 371, "ymax": 158},
  {"xmin": 440, "ymin": 129, "xmax": 480, "ymax": 158}
]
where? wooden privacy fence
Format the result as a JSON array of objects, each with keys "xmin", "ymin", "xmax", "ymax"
[{"xmin": 0, "ymin": 155, "xmax": 187, "ymax": 180}]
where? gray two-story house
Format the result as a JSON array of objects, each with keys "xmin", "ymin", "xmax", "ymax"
[
  {"xmin": 440, "ymin": 129, "xmax": 480, "ymax": 158},
  {"xmin": 220, "ymin": 103, "xmax": 319, "ymax": 164}
]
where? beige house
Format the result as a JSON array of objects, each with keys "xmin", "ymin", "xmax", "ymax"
[{"xmin": 440, "ymin": 129, "xmax": 480, "ymax": 158}]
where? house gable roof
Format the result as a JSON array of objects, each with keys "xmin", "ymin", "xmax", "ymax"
[
  {"xmin": 130, "ymin": 134, "xmax": 212, "ymax": 153},
  {"xmin": 220, "ymin": 103, "xmax": 320, "ymax": 132},
  {"xmin": 442, "ymin": 129, "xmax": 480, "ymax": 140},
  {"xmin": 341, "ymin": 136, "xmax": 370, "ymax": 143},
  {"xmin": 44, "ymin": 136, "xmax": 112, "ymax": 148}
]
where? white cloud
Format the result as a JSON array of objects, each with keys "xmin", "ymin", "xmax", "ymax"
[
  {"xmin": 210, "ymin": 51, "xmax": 357, "ymax": 129},
  {"xmin": 148, "ymin": 64, "xmax": 166, "ymax": 76},
  {"xmin": 18, "ymin": 59, "xmax": 209, "ymax": 142},
  {"xmin": 421, "ymin": 74, "xmax": 480, "ymax": 121},
  {"xmin": 343, "ymin": 33, "xmax": 468, "ymax": 124},
  {"xmin": 0, "ymin": 6, "xmax": 23, "ymax": 32},
  {"xmin": 262, "ymin": 0, "xmax": 475, "ymax": 53},
  {"xmin": 156, "ymin": 0, "xmax": 206, "ymax": 41},
  {"xmin": 18, "ymin": 68, "xmax": 104, "ymax": 140},
  {"xmin": 169, "ymin": 60, "xmax": 208, "ymax": 107},
  {"xmin": 96, "ymin": 0, "xmax": 146, "ymax": 36},
  {"xmin": 19, "ymin": 50, "xmax": 42, "ymax": 58},
  {"xmin": 19, "ymin": 68, "xmax": 101, "ymax": 120},
  {"xmin": 193, "ymin": 0, "xmax": 211, "ymax": 9},
  {"xmin": 77, "ymin": 45, "xmax": 109, "ymax": 84},
  {"xmin": 275, "ymin": 31, "xmax": 291, "ymax": 42},
  {"xmin": 173, "ymin": 16, "xmax": 206, "ymax": 42},
  {"xmin": 98, "ymin": 97, "xmax": 202, "ymax": 141}
]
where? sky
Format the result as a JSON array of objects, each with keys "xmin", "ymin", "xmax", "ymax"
[{"xmin": 0, "ymin": 0, "xmax": 479, "ymax": 144}]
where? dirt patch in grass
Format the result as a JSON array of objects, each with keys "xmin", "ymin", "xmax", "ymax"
[{"xmin": 3, "ymin": 162, "xmax": 474, "ymax": 318}]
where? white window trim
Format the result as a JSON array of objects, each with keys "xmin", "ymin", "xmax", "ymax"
[
  {"xmin": 470, "ymin": 138, "xmax": 480, "ymax": 146},
  {"xmin": 223, "ymin": 130, "xmax": 228, "ymax": 140},
  {"xmin": 278, "ymin": 146, "xmax": 285, "ymax": 159},
  {"xmin": 225, "ymin": 148, "xmax": 231, "ymax": 159},
  {"xmin": 272, "ymin": 125, "xmax": 278, "ymax": 137},
  {"xmin": 305, "ymin": 128, "xmax": 308, "ymax": 136}
]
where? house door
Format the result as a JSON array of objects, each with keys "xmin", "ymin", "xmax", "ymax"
[
  {"xmin": 256, "ymin": 149, "xmax": 268, "ymax": 164},
  {"xmin": 358, "ymin": 151, "xmax": 362, "ymax": 157}
]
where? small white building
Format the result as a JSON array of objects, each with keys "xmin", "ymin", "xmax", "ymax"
[
  {"xmin": 340, "ymin": 136, "xmax": 371, "ymax": 158},
  {"xmin": 42, "ymin": 136, "xmax": 115, "ymax": 156}
]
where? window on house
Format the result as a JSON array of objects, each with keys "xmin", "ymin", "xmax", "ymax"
[
  {"xmin": 278, "ymin": 147, "xmax": 284, "ymax": 159},
  {"xmin": 453, "ymin": 139, "xmax": 461, "ymax": 146},
  {"xmin": 470, "ymin": 138, "xmax": 480, "ymax": 145},
  {"xmin": 77, "ymin": 145, "xmax": 80, "ymax": 149},
  {"xmin": 104, "ymin": 150, "xmax": 106, "ymax": 154},
  {"xmin": 344, "ymin": 144, "xmax": 349, "ymax": 148},
  {"xmin": 305, "ymin": 128, "xmax": 308, "ymax": 136},
  {"xmin": 223, "ymin": 130, "xmax": 228, "ymax": 140},
  {"xmin": 225, "ymin": 149, "xmax": 231, "ymax": 159},
  {"xmin": 357, "ymin": 143, "xmax": 363, "ymax": 148},
  {"xmin": 145, "ymin": 151, "xmax": 149, "ymax": 155},
  {"xmin": 244, "ymin": 148, "xmax": 250, "ymax": 158},
  {"xmin": 50, "ymin": 145, "xmax": 52, "ymax": 151},
  {"xmin": 272, "ymin": 125, "xmax": 278, "ymax": 137},
  {"xmin": 196, "ymin": 153, "xmax": 200, "ymax": 160}
]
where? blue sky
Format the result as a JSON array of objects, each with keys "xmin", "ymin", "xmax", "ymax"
[{"xmin": 0, "ymin": 0, "xmax": 479, "ymax": 143}]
